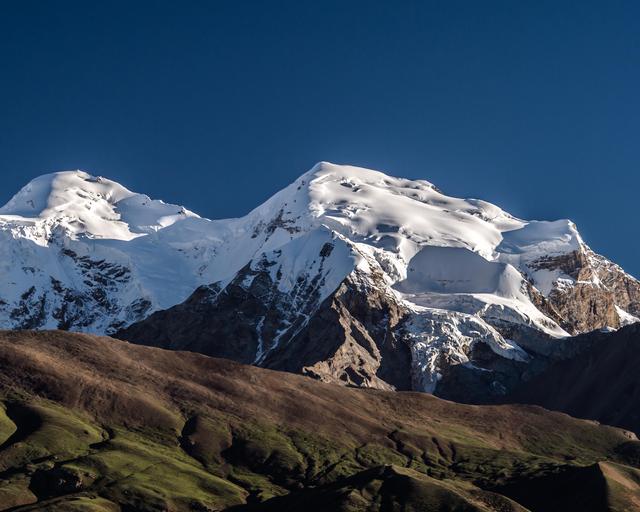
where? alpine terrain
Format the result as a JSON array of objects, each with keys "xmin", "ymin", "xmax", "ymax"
[{"xmin": 1, "ymin": 163, "xmax": 639, "ymax": 397}]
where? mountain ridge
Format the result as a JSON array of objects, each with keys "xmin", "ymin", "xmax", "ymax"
[{"xmin": 2, "ymin": 162, "xmax": 639, "ymax": 395}]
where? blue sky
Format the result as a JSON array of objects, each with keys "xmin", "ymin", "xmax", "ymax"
[{"xmin": 1, "ymin": 1, "xmax": 638, "ymax": 275}]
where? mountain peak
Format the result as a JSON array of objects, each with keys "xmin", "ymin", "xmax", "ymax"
[
  {"xmin": 0, "ymin": 170, "xmax": 135, "ymax": 218},
  {"xmin": 261, "ymin": 162, "xmax": 527, "ymax": 261},
  {"xmin": 0, "ymin": 170, "xmax": 198, "ymax": 242}
]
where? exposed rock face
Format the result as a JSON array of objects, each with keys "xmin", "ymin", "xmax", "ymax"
[
  {"xmin": 263, "ymin": 272, "xmax": 412, "ymax": 390},
  {"xmin": 527, "ymin": 247, "xmax": 640, "ymax": 333},
  {"xmin": 119, "ymin": 233, "xmax": 415, "ymax": 391}
]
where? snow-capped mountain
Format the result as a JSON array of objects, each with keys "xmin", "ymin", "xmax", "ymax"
[
  {"xmin": 119, "ymin": 162, "xmax": 639, "ymax": 393},
  {"xmin": 2, "ymin": 163, "xmax": 639, "ymax": 394},
  {"xmin": 0, "ymin": 171, "xmax": 214, "ymax": 332}
]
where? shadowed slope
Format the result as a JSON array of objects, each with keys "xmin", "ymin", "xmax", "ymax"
[{"xmin": 507, "ymin": 323, "xmax": 640, "ymax": 435}]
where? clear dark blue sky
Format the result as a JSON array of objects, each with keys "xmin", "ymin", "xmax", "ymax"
[{"xmin": 1, "ymin": 1, "xmax": 638, "ymax": 274}]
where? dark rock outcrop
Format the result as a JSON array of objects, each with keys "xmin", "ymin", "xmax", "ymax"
[{"xmin": 118, "ymin": 263, "xmax": 414, "ymax": 390}]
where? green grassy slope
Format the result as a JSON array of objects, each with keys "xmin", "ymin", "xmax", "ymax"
[{"xmin": 0, "ymin": 330, "xmax": 638, "ymax": 511}]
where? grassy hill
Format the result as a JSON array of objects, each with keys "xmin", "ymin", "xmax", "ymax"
[{"xmin": 0, "ymin": 330, "xmax": 638, "ymax": 511}]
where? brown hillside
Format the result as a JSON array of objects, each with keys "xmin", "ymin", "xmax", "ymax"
[{"xmin": 0, "ymin": 330, "xmax": 638, "ymax": 511}]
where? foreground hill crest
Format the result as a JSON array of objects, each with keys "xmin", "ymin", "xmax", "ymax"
[{"xmin": 1, "ymin": 162, "xmax": 639, "ymax": 394}]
